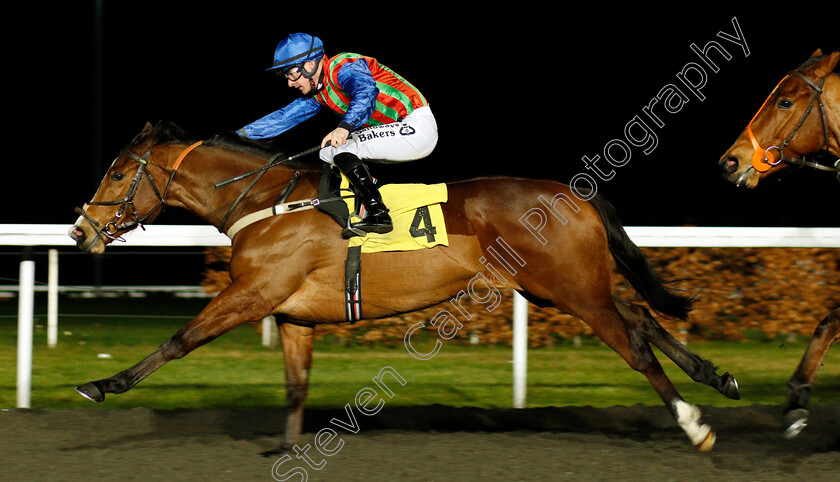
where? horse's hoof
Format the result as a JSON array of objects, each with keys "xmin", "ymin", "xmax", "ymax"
[
  {"xmin": 720, "ymin": 372, "xmax": 740, "ymax": 400},
  {"xmin": 783, "ymin": 408, "xmax": 809, "ymax": 439},
  {"xmin": 694, "ymin": 430, "xmax": 716, "ymax": 452},
  {"xmin": 75, "ymin": 382, "xmax": 104, "ymax": 403}
]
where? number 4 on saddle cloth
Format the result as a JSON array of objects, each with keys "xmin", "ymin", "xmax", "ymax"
[{"xmin": 335, "ymin": 175, "xmax": 448, "ymax": 251}]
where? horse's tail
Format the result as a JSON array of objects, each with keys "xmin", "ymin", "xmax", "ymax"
[{"xmin": 588, "ymin": 193, "xmax": 693, "ymax": 320}]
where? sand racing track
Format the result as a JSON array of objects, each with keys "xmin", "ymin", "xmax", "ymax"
[{"xmin": 1, "ymin": 403, "xmax": 838, "ymax": 481}]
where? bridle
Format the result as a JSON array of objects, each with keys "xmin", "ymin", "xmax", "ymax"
[
  {"xmin": 747, "ymin": 69, "xmax": 838, "ymax": 178},
  {"xmin": 74, "ymin": 142, "xmax": 201, "ymax": 242}
]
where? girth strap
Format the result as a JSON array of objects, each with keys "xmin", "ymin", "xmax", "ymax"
[{"xmin": 344, "ymin": 245, "xmax": 363, "ymax": 323}]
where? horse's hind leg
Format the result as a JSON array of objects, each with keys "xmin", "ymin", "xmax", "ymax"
[
  {"xmin": 614, "ymin": 298, "xmax": 740, "ymax": 399},
  {"xmin": 575, "ymin": 305, "xmax": 716, "ymax": 451},
  {"xmin": 263, "ymin": 318, "xmax": 314, "ymax": 456},
  {"xmin": 783, "ymin": 308, "xmax": 840, "ymax": 439},
  {"xmin": 75, "ymin": 280, "xmax": 273, "ymax": 403}
]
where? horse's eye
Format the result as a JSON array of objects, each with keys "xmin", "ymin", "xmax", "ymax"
[
  {"xmin": 111, "ymin": 172, "xmax": 125, "ymax": 181},
  {"xmin": 778, "ymin": 99, "xmax": 793, "ymax": 109}
]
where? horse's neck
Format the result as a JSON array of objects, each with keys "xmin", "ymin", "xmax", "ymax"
[{"xmin": 165, "ymin": 145, "xmax": 319, "ymax": 231}]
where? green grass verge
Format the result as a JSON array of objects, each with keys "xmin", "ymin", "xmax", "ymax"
[{"xmin": 1, "ymin": 296, "xmax": 838, "ymax": 410}]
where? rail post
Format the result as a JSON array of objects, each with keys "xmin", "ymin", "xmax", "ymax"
[
  {"xmin": 512, "ymin": 291, "xmax": 528, "ymax": 408},
  {"xmin": 17, "ymin": 248, "xmax": 35, "ymax": 408},
  {"xmin": 47, "ymin": 249, "xmax": 59, "ymax": 347}
]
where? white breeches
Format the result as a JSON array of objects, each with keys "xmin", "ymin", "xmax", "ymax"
[{"xmin": 319, "ymin": 106, "xmax": 438, "ymax": 164}]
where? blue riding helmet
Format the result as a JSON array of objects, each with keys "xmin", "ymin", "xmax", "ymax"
[{"xmin": 267, "ymin": 33, "xmax": 325, "ymax": 73}]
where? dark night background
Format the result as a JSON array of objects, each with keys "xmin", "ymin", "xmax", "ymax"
[{"xmin": 4, "ymin": 2, "xmax": 839, "ymax": 287}]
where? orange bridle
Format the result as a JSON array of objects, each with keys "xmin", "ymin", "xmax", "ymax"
[{"xmin": 746, "ymin": 76, "xmax": 788, "ymax": 172}]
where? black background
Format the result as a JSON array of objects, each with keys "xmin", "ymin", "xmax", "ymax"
[{"xmin": 5, "ymin": 3, "xmax": 839, "ymax": 286}]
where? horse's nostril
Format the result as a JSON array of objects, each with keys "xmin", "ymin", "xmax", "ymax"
[
  {"xmin": 69, "ymin": 227, "xmax": 87, "ymax": 244},
  {"xmin": 720, "ymin": 156, "xmax": 740, "ymax": 174}
]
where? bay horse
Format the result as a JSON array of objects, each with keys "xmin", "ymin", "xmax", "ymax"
[
  {"xmin": 719, "ymin": 49, "xmax": 840, "ymax": 438},
  {"xmin": 70, "ymin": 121, "xmax": 738, "ymax": 453}
]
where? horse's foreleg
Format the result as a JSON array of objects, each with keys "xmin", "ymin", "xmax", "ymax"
[
  {"xmin": 580, "ymin": 306, "xmax": 716, "ymax": 451},
  {"xmin": 783, "ymin": 308, "xmax": 840, "ymax": 439},
  {"xmin": 75, "ymin": 281, "xmax": 272, "ymax": 403},
  {"xmin": 614, "ymin": 298, "xmax": 740, "ymax": 400},
  {"xmin": 271, "ymin": 318, "xmax": 314, "ymax": 455}
]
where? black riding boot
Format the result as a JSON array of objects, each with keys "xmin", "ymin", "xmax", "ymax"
[{"xmin": 333, "ymin": 153, "xmax": 393, "ymax": 234}]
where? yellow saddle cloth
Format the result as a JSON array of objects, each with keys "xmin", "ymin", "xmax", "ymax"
[{"xmin": 340, "ymin": 175, "xmax": 449, "ymax": 253}]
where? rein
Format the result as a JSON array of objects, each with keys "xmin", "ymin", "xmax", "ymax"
[
  {"xmin": 748, "ymin": 70, "xmax": 839, "ymax": 179},
  {"xmin": 215, "ymin": 145, "xmax": 321, "ymax": 233}
]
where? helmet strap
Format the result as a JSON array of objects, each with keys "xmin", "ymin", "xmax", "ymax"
[
  {"xmin": 302, "ymin": 57, "xmax": 323, "ymax": 89},
  {"xmin": 301, "ymin": 56, "xmax": 322, "ymax": 79}
]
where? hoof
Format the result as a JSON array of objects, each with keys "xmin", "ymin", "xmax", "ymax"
[
  {"xmin": 694, "ymin": 430, "xmax": 716, "ymax": 452},
  {"xmin": 75, "ymin": 382, "xmax": 104, "ymax": 403},
  {"xmin": 783, "ymin": 408, "xmax": 809, "ymax": 440},
  {"xmin": 720, "ymin": 372, "xmax": 740, "ymax": 400}
]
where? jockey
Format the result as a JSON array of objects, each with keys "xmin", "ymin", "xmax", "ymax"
[{"xmin": 237, "ymin": 33, "xmax": 438, "ymax": 234}]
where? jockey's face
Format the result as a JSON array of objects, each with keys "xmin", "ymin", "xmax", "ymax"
[{"xmin": 286, "ymin": 60, "xmax": 320, "ymax": 94}]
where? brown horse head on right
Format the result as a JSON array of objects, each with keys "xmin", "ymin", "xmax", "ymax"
[
  {"xmin": 719, "ymin": 49, "xmax": 840, "ymax": 188},
  {"xmin": 717, "ymin": 49, "xmax": 840, "ymax": 440}
]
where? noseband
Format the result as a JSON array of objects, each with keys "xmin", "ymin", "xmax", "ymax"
[{"xmin": 748, "ymin": 70, "xmax": 838, "ymax": 178}]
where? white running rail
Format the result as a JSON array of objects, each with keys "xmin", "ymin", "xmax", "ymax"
[{"xmin": 4, "ymin": 224, "xmax": 840, "ymax": 409}]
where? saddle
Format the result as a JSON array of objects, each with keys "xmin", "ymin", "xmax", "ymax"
[
  {"xmin": 316, "ymin": 165, "xmax": 449, "ymax": 322},
  {"xmin": 317, "ymin": 165, "xmax": 448, "ymax": 245}
]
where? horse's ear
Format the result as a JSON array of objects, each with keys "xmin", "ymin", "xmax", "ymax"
[
  {"xmin": 827, "ymin": 51, "xmax": 840, "ymax": 71},
  {"xmin": 809, "ymin": 49, "xmax": 823, "ymax": 58},
  {"xmin": 812, "ymin": 50, "xmax": 840, "ymax": 77},
  {"xmin": 142, "ymin": 121, "xmax": 154, "ymax": 133}
]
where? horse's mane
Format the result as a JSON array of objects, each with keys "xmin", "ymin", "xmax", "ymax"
[
  {"xmin": 204, "ymin": 131, "xmax": 278, "ymax": 159},
  {"xmin": 151, "ymin": 120, "xmax": 278, "ymax": 160},
  {"xmin": 148, "ymin": 121, "xmax": 322, "ymax": 173}
]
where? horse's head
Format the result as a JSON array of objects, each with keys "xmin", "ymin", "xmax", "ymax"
[
  {"xmin": 70, "ymin": 122, "xmax": 179, "ymax": 254},
  {"xmin": 719, "ymin": 49, "xmax": 840, "ymax": 188}
]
